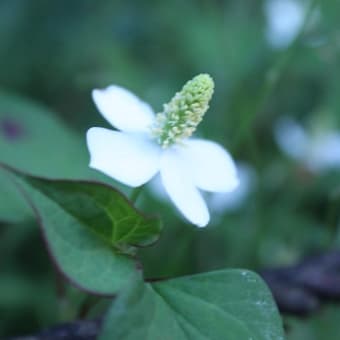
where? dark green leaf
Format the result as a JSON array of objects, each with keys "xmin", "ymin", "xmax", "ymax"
[
  {"xmin": 0, "ymin": 91, "xmax": 104, "ymax": 223},
  {"xmin": 0, "ymin": 92, "xmax": 90, "ymax": 177},
  {"xmin": 2, "ymin": 166, "xmax": 162, "ymax": 294},
  {"xmin": 100, "ymin": 269, "xmax": 285, "ymax": 339},
  {"xmin": 0, "ymin": 167, "xmax": 32, "ymax": 223}
]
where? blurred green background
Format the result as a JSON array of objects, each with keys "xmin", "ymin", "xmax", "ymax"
[{"xmin": 1, "ymin": 0, "xmax": 340, "ymax": 338}]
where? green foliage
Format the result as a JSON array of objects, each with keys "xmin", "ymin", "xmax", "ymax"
[
  {"xmin": 0, "ymin": 92, "xmax": 92, "ymax": 223},
  {"xmin": 1, "ymin": 0, "xmax": 340, "ymax": 338},
  {"xmin": 286, "ymin": 305, "xmax": 340, "ymax": 340},
  {"xmin": 0, "ymin": 167, "xmax": 31, "ymax": 223},
  {"xmin": 0, "ymin": 92, "xmax": 90, "ymax": 177},
  {"xmin": 2, "ymin": 166, "xmax": 162, "ymax": 294},
  {"xmin": 100, "ymin": 270, "xmax": 284, "ymax": 340},
  {"xmin": 0, "ymin": 166, "xmax": 284, "ymax": 339}
]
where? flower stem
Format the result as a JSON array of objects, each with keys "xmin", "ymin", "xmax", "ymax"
[
  {"xmin": 77, "ymin": 295, "xmax": 101, "ymax": 319},
  {"xmin": 233, "ymin": 0, "xmax": 318, "ymax": 153},
  {"xmin": 130, "ymin": 186, "xmax": 144, "ymax": 204}
]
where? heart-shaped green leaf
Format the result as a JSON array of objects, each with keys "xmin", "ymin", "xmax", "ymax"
[
  {"xmin": 2, "ymin": 165, "xmax": 162, "ymax": 295},
  {"xmin": 0, "ymin": 91, "xmax": 103, "ymax": 223},
  {"xmin": 0, "ymin": 91, "xmax": 91, "ymax": 177},
  {"xmin": 0, "ymin": 167, "xmax": 32, "ymax": 222},
  {"xmin": 100, "ymin": 269, "xmax": 284, "ymax": 339}
]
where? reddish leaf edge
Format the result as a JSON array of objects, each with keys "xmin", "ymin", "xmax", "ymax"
[{"xmin": 0, "ymin": 162, "xmax": 162, "ymax": 296}]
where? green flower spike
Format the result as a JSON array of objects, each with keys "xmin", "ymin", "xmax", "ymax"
[{"xmin": 152, "ymin": 74, "xmax": 214, "ymax": 148}]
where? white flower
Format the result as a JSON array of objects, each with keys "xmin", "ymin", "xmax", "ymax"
[
  {"xmin": 274, "ymin": 116, "xmax": 340, "ymax": 172},
  {"xmin": 86, "ymin": 75, "xmax": 239, "ymax": 227},
  {"xmin": 208, "ymin": 163, "xmax": 256, "ymax": 214},
  {"xmin": 149, "ymin": 163, "xmax": 255, "ymax": 215},
  {"xmin": 264, "ymin": 0, "xmax": 305, "ymax": 49}
]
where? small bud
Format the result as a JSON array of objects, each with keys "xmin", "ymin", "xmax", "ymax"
[{"xmin": 152, "ymin": 74, "xmax": 214, "ymax": 147}]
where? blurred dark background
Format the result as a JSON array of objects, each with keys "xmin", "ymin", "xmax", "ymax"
[{"xmin": 1, "ymin": 0, "xmax": 340, "ymax": 338}]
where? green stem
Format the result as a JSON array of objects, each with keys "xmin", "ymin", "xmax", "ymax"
[
  {"xmin": 235, "ymin": 0, "xmax": 319, "ymax": 264},
  {"xmin": 326, "ymin": 194, "xmax": 340, "ymax": 248},
  {"xmin": 130, "ymin": 186, "xmax": 144, "ymax": 204},
  {"xmin": 77, "ymin": 187, "xmax": 145, "ymax": 319},
  {"xmin": 77, "ymin": 295, "xmax": 102, "ymax": 319},
  {"xmin": 233, "ymin": 0, "xmax": 318, "ymax": 153},
  {"xmin": 55, "ymin": 270, "xmax": 71, "ymax": 322}
]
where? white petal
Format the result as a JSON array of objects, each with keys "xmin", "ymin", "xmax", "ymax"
[
  {"xmin": 92, "ymin": 85, "xmax": 155, "ymax": 133},
  {"xmin": 87, "ymin": 127, "xmax": 161, "ymax": 187},
  {"xmin": 308, "ymin": 132, "xmax": 340, "ymax": 171},
  {"xmin": 208, "ymin": 163, "xmax": 256, "ymax": 213},
  {"xmin": 160, "ymin": 149, "xmax": 209, "ymax": 227},
  {"xmin": 274, "ymin": 117, "xmax": 309, "ymax": 160},
  {"xmin": 148, "ymin": 174, "xmax": 169, "ymax": 202},
  {"xmin": 180, "ymin": 139, "xmax": 239, "ymax": 193},
  {"xmin": 264, "ymin": 0, "xmax": 305, "ymax": 49}
]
